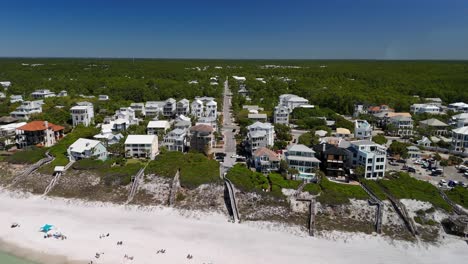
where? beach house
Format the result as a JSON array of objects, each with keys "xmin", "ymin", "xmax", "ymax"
[
  {"xmin": 285, "ymin": 144, "xmax": 321, "ymax": 182},
  {"xmin": 451, "ymin": 126, "xmax": 468, "ymax": 153},
  {"xmin": 448, "ymin": 102, "xmax": 468, "ymax": 113},
  {"xmin": 10, "ymin": 95, "xmax": 23, "ymax": 103},
  {"xmin": 16, "ymin": 121, "xmax": 64, "ymax": 148},
  {"xmin": 163, "ymin": 98, "xmax": 177, "ymax": 117},
  {"xmin": 313, "ymin": 143, "xmax": 350, "ymax": 179},
  {"xmin": 189, "ymin": 124, "xmax": 215, "ymax": 154},
  {"xmin": 190, "ymin": 99, "xmax": 204, "ymax": 118},
  {"xmin": 246, "ymin": 122, "xmax": 274, "ymax": 154},
  {"xmin": 252, "ymin": 147, "xmax": 280, "ymax": 173},
  {"xmin": 388, "ymin": 115, "xmax": 413, "ymax": 137},
  {"xmin": 130, "ymin": 103, "xmax": 145, "ymax": 115},
  {"xmin": 67, "ymin": 138, "xmax": 108, "ymax": 161},
  {"xmin": 176, "ymin": 99, "xmax": 190, "ymax": 116},
  {"xmin": 354, "ymin": 120, "xmax": 372, "ymax": 140},
  {"xmin": 273, "ymin": 105, "xmax": 289, "ymax": 125},
  {"xmin": 419, "ymin": 118, "xmax": 449, "ymax": 136},
  {"xmin": 10, "ymin": 101, "xmax": 42, "ymax": 120},
  {"xmin": 31, "ymin": 89, "xmax": 56, "ymax": 99},
  {"xmin": 147, "ymin": 120, "xmax": 170, "ymax": 136},
  {"xmin": 347, "ymin": 140, "xmax": 387, "ymax": 179},
  {"xmin": 70, "ymin": 102, "xmax": 94, "ymax": 127},
  {"xmin": 410, "ymin": 104, "xmax": 441, "ymax": 114},
  {"xmin": 163, "ymin": 128, "xmax": 187, "ymax": 152},
  {"xmin": 124, "ymin": 135, "xmax": 159, "ymax": 160}
]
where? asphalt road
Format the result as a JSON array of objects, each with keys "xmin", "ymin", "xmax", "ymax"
[{"xmin": 221, "ymin": 79, "xmax": 238, "ymax": 171}]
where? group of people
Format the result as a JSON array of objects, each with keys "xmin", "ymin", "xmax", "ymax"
[
  {"xmin": 99, "ymin": 233, "xmax": 110, "ymax": 239},
  {"xmin": 156, "ymin": 249, "xmax": 166, "ymax": 254}
]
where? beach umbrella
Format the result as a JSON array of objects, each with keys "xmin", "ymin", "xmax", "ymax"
[{"xmin": 40, "ymin": 224, "xmax": 53, "ymax": 233}]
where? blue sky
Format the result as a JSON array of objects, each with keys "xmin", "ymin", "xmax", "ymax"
[{"xmin": 0, "ymin": 0, "xmax": 467, "ymax": 59}]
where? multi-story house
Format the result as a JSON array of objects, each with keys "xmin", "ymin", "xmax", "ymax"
[
  {"xmin": 410, "ymin": 104, "xmax": 441, "ymax": 114},
  {"xmin": 368, "ymin": 104, "xmax": 394, "ymax": 115},
  {"xmin": 67, "ymin": 138, "xmax": 108, "ymax": 161},
  {"xmin": 176, "ymin": 99, "xmax": 190, "ymax": 116},
  {"xmin": 388, "ymin": 115, "xmax": 413, "ymax": 137},
  {"xmin": 252, "ymin": 147, "xmax": 280, "ymax": 173},
  {"xmin": 354, "ymin": 120, "xmax": 372, "ymax": 140},
  {"xmin": 16, "ymin": 121, "xmax": 64, "ymax": 148},
  {"xmin": 286, "ymin": 144, "xmax": 321, "ymax": 182},
  {"xmin": 347, "ymin": 140, "xmax": 387, "ymax": 179},
  {"xmin": 424, "ymin": 98, "xmax": 443, "ymax": 106},
  {"xmin": 273, "ymin": 105, "xmax": 289, "ymax": 125},
  {"xmin": 205, "ymin": 100, "xmax": 217, "ymax": 118},
  {"xmin": 31, "ymin": 89, "xmax": 56, "ymax": 99},
  {"xmin": 10, "ymin": 101, "xmax": 42, "ymax": 120},
  {"xmin": 189, "ymin": 124, "xmax": 214, "ymax": 154},
  {"xmin": 124, "ymin": 135, "xmax": 159, "ymax": 160},
  {"xmin": 190, "ymin": 99, "xmax": 204, "ymax": 118},
  {"xmin": 313, "ymin": 143, "xmax": 350, "ymax": 179},
  {"xmin": 246, "ymin": 122, "xmax": 274, "ymax": 154},
  {"xmin": 10, "ymin": 95, "xmax": 23, "ymax": 103},
  {"xmin": 147, "ymin": 120, "xmax": 170, "ymax": 136},
  {"xmin": 0, "ymin": 122, "xmax": 26, "ymax": 149},
  {"xmin": 163, "ymin": 98, "xmax": 176, "ymax": 117},
  {"xmin": 419, "ymin": 118, "xmax": 449, "ymax": 136},
  {"xmin": 451, "ymin": 113, "xmax": 468, "ymax": 128},
  {"xmin": 70, "ymin": 102, "xmax": 94, "ymax": 127},
  {"xmin": 130, "ymin": 103, "xmax": 145, "ymax": 115},
  {"xmin": 163, "ymin": 128, "xmax": 187, "ymax": 152},
  {"xmin": 448, "ymin": 102, "xmax": 468, "ymax": 113},
  {"xmin": 279, "ymin": 94, "xmax": 310, "ymax": 112},
  {"xmin": 353, "ymin": 102, "xmax": 367, "ymax": 118},
  {"xmin": 248, "ymin": 113, "xmax": 268, "ymax": 122},
  {"xmin": 145, "ymin": 101, "xmax": 164, "ymax": 117},
  {"xmin": 451, "ymin": 126, "xmax": 468, "ymax": 153}
]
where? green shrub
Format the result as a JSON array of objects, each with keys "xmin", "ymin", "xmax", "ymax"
[
  {"xmin": 318, "ymin": 177, "xmax": 368, "ymax": 205},
  {"xmin": 379, "ymin": 173, "xmax": 451, "ymax": 211},
  {"xmin": 445, "ymin": 186, "xmax": 468, "ymax": 209},
  {"xmin": 72, "ymin": 159, "xmax": 109, "ymax": 170},
  {"xmin": 303, "ymin": 183, "xmax": 321, "ymax": 195},
  {"xmin": 6, "ymin": 147, "xmax": 46, "ymax": 164},
  {"xmin": 226, "ymin": 164, "xmax": 269, "ymax": 193}
]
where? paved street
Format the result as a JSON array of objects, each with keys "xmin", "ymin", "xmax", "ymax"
[{"xmin": 221, "ymin": 79, "xmax": 239, "ymax": 172}]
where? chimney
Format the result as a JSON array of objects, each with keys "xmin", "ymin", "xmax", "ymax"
[
  {"xmin": 322, "ymin": 142, "xmax": 326, "ymax": 152},
  {"xmin": 44, "ymin": 121, "xmax": 49, "ymax": 129}
]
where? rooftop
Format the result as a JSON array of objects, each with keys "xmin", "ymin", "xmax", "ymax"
[
  {"xmin": 453, "ymin": 126, "xmax": 468, "ymax": 135},
  {"xmin": 420, "ymin": 118, "xmax": 448, "ymax": 127},
  {"xmin": 253, "ymin": 147, "xmax": 280, "ymax": 161},
  {"xmin": 69, "ymin": 138, "xmax": 102, "ymax": 153},
  {"xmin": 125, "ymin": 135, "xmax": 157, "ymax": 145},
  {"xmin": 17, "ymin": 121, "xmax": 64, "ymax": 132},
  {"xmin": 190, "ymin": 124, "xmax": 214, "ymax": 133},
  {"xmin": 288, "ymin": 144, "xmax": 314, "ymax": 153},
  {"xmin": 147, "ymin": 120, "xmax": 170, "ymax": 128}
]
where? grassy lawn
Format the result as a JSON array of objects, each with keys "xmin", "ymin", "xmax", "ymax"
[
  {"xmin": 318, "ymin": 177, "xmax": 368, "ymax": 205},
  {"xmin": 445, "ymin": 186, "xmax": 468, "ymax": 209},
  {"xmin": 226, "ymin": 164, "xmax": 269, "ymax": 193},
  {"xmin": 269, "ymin": 173, "xmax": 301, "ymax": 197},
  {"xmin": 146, "ymin": 151, "xmax": 221, "ymax": 189},
  {"xmin": 72, "ymin": 158, "xmax": 141, "ymax": 186},
  {"xmin": 5, "ymin": 147, "xmax": 47, "ymax": 164},
  {"xmin": 378, "ymin": 173, "xmax": 451, "ymax": 211}
]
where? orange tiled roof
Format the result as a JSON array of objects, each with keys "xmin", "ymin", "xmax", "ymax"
[{"xmin": 17, "ymin": 121, "xmax": 65, "ymax": 132}]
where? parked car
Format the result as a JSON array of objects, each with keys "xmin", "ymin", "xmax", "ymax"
[
  {"xmin": 407, "ymin": 167, "xmax": 416, "ymax": 173},
  {"xmin": 439, "ymin": 179, "xmax": 448, "ymax": 187},
  {"xmin": 396, "ymin": 159, "xmax": 406, "ymax": 164},
  {"xmin": 432, "ymin": 168, "xmax": 443, "ymax": 176}
]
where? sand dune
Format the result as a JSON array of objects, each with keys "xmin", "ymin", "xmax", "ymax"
[{"xmin": 0, "ymin": 189, "xmax": 466, "ymax": 264}]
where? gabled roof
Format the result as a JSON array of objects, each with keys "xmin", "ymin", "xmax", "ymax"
[
  {"xmin": 247, "ymin": 121, "xmax": 273, "ymax": 130},
  {"xmin": 453, "ymin": 126, "xmax": 468, "ymax": 135},
  {"xmin": 420, "ymin": 118, "xmax": 448, "ymax": 127},
  {"xmin": 68, "ymin": 138, "xmax": 103, "ymax": 153},
  {"xmin": 336, "ymin": 127, "xmax": 351, "ymax": 134},
  {"xmin": 17, "ymin": 121, "xmax": 64, "ymax": 132},
  {"xmin": 190, "ymin": 124, "xmax": 214, "ymax": 133},
  {"xmin": 147, "ymin": 120, "xmax": 170, "ymax": 129},
  {"xmin": 288, "ymin": 144, "xmax": 314, "ymax": 153},
  {"xmin": 125, "ymin": 135, "xmax": 157, "ymax": 144},
  {"xmin": 253, "ymin": 147, "xmax": 279, "ymax": 161}
]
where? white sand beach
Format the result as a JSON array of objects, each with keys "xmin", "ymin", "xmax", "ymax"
[{"xmin": 0, "ymin": 189, "xmax": 466, "ymax": 264}]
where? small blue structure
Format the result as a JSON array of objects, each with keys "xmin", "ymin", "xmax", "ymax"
[{"xmin": 40, "ymin": 224, "xmax": 53, "ymax": 233}]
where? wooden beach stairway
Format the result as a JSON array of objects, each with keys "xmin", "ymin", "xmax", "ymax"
[
  {"xmin": 126, "ymin": 167, "xmax": 145, "ymax": 204},
  {"xmin": 361, "ymin": 183, "xmax": 384, "ymax": 234},
  {"xmin": 224, "ymin": 178, "xmax": 240, "ymax": 223},
  {"xmin": 168, "ymin": 170, "xmax": 180, "ymax": 207},
  {"xmin": 43, "ymin": 160, "xmax": 75, "ymax": 196},
  {"xmin": 9, "ymin": 151, "xmax": 54, "ymax": 187}
]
